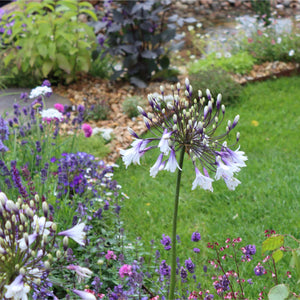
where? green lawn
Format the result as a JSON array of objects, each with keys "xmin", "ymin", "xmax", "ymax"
[{"xmin": 114, "ymin": 76, "xmax": 300, "ymax": 293}]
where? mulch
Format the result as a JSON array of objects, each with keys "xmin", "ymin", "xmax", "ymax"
[{"xmin": 52, "ymin": 60, "xmax": 300, "ymax": 164}]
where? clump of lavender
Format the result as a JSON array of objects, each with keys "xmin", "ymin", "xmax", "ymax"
[
  {"xmin": 0, "ymin": 191, "xmax": 88, "ymax": 299},
  {"xmin": 120, "ymin": 78, "xmax": 247, "ymax": 299}
]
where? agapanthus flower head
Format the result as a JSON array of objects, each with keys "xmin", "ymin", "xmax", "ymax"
[{"xmin": 120, "ymin": 78, "xmax": 247, "ymax": 191}]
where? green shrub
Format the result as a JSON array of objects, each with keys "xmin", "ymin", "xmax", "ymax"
[
  {"xmin": 189, "ymin": 68, "xmax": 243, "ymax": 105},
  {"xmin": 83, "ymin": 100, "xmax": 110, "ymax": 122},
  {"xmin": 0, "ymin": 0, "xmax": 97, "ymax": 86},
  {"xmin": 122, "ymin": 96, "xmax": 144, "ymax": 118},
  {"xmin": 189, "ymin": 51, "xmax": 256, "ymax": 75}
]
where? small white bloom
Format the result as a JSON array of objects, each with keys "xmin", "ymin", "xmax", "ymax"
[
  {"xmin": 58, "ymin": 223, "xmax": 86, "ymax": 246},
  {"xmin": 277, "ymin": 37, "xmax": 282, "ymax": 44},
  {"xmin": 29, "ymin": 86, "xmax": 52, "ymax": 99},
  {"xmin": 32, "ymin": 215, "xmax": 52, "ymax": 236},
  {"xmin": 5, "ymin": 275, "xmax": 30, "ymax": 300},
  {"xmin": 192, "ymin": 167, "xmax": 214, "ymax": 191},
  {"xmin": 67, "ymin": 265, "xmax": 93, "ymax": 283},
  {"xmin": 215, "ymin": 159, "xmax": 236, "ymax": 181},
  {"xmin": 289, "ymin": 49, "xmax": 295, "ymax": 56},
  {"xmin": 215, "ymin": 52, "xmax": 222, "ymax": 59},
  {"xmin": 196, "ymin": 22, "xmax": 202, "ymax": 28},
  {"xmin": 150, "ymin": 153, "xmax": 164, "ymax": 178},
  {"xmin": 120, "ymin": 139, "xmax": 149, "ymax": 168},
  {"xmin": 224, "ymin": 176, "xmax": 241, "ymax": 191},
  {"xmin": 40, "ymin": 108, "xmax": 63, "ymax": 121},
  {"xmin": 158, "ymin": 129, "xmax": 172, "ymax": 155},
  {"xmin": 188, "ymin": 25, "xmax": 194, "ymax": 31},
  {"xmin": 164, "ymin": 149, "xmax": 181, "ymax": 173},
  {"xmin": 224, "ymin": 52, "xmax": 232, "ymax": 58}
]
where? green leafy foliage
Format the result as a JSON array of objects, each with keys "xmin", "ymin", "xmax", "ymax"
[
  {"xmin": 250, "ymin": 0, "xmax": 272, "ymax": 26},
  {"xmin": 94, "ymin": 0, "xmax": 195, "ymax": 87},
  {"xmin": 262, "ymin": 235, "xmax": 284, "ymax": 254},
  {"xmin": 0, "ymin": 0, "xmax": 97, "ymax": 86},
  {"xmin": 189, "ymin": 68, "xmax": 243, "ymax": 106},
  {"xmin": 189, "ymin": 51, "xmax": 256, "ymax": 75},
  {"xmin": 268, "ymin": 284, "xmax": 289, "ymax": 300}
]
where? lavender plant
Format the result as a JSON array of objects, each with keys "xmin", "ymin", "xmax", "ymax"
[{"xmin": 120, "ymin": 78, "xmax": 247, "ymax": 299}]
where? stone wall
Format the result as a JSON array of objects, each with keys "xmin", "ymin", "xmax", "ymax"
[{"xmin": 174, "ymin": 0, "xmax": 300, "ymax": 19}]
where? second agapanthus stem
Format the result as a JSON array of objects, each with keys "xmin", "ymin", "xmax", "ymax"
[{"xmin": 169, "ymin": 146, "xmax": 185, "ymax": 300}]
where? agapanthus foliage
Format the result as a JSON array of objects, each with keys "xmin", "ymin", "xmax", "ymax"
[{"xmin": 121, "ymin": 78, "xmax": 247, "ymax": 191}]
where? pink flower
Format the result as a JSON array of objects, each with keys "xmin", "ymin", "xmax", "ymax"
[
  {"xmin": 82, "ymin": 124, "xmax": 93, "ymax": 138},
  {"xmin": 271, "ymin": 39, "xmax": 275, "ymax": 45},
  {"xmin": 54, "ymin": 103, "xmax": 64, "ymax": 113},
  {"xmin": 119, "ymin": 264, "xmax": 132, "ymax": 278},
  {"xmin": 105, "ymin": 250, "xmax": 117, "ymax": 260}
]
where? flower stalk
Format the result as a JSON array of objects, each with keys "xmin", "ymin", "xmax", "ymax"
[{"xmin": 169, "ymin": 146, "xmax": 185, "ymax": 300}]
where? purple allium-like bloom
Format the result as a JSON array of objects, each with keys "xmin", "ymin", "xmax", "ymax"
[
  {"xmin": 185, "ymin": 258, "xmax": 195, "ymax": 273},
  {"xmin": 193, "ymin": 248, "xmax": 200, "ymax": 253},
  {"xmin": 120, "ymin": 79, "xmax": 247, "ymax": 191},
  {"xmin": 191, "ymin": 231, "xmax": 201, "ymax": 242},
  {"xmin": 254, "ymin": 264, "xmax": 266, "ymax": 276},
  {"xmin": 161, "ymin": 234, "xmax": 171, "ymax": 250}
]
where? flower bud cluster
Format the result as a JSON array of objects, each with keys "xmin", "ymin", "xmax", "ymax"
[{"xmin": 0, "ymin": 192, "xmax": 87, "ymax": 299}]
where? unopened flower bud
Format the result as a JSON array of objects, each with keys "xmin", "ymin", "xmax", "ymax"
[
  {"xmin": 198, "ymin": 90, "xmax": 202, "ymax": 98},
  {"xmin": 42, "ymin": 202, "xmax": 48, "ymax": 217},
  {"xmin": 171, "ymin": 85, "xmax": 174, "ymax": 91},
  {"xmin": 63, "ymin": 236, "xmax": 69, "ymax": 251},
  {"xmin": 34, "ymin": 278, "xmax": 41, "ymax": 285},
  {"xmin": 189, "ymin": 85, "xmax": 193, "ymax": 94},
  {"xmin": 31, "ymin": 250, "xmax": 36, "ymax": 257},
  {"xmin": 185, "ymin": 78, "xmax": 190, "ymax": 87},
  {"xmin": 160, "ymin": 85, "xmax": 164, "ymax": 93},
  {"xmin": 6, "ymin": 200, "xmax": 18, "ymax": 212},
  {"xmin": 176, "ymin": 82, "xmax": 181, "ymax": 90},
  {"xmin": 97, "ymin": 259, "xmax": 104, "ymax": 265},
  {"xmin": 0, "ymin": 192, "xmax": 8, "ymax": 205},
  {"xmin": 232, "ymin": 115, "xmax": 240, "ymax": 128},
  {"xmin": 45, "ymin": 261, "xmax": 51, "ymax": 269},
  {"xmin": 222, "ymin": 104, "xmax": 225, "ymax": 114},
  {"xmin": 227, "ymin": 120, "xmax": 231, "ymax": 128},
  {"xmin": 206, "ymin": 89, "xmax": 211, "ymax": 99},
  {"xmin": 56, "ymin": 250, "xmax": 62, "ymax": 258},
  {"xmin": 185, "ymin": 90, "xmax": 189, "ymax": 97},
  {"xmin": 29, "ymin": 200, "xmax": 35, "ymax": 208},
  {"xmin": 5, "ymin": 220, "xmax": 11, "ymax": 230},
  {"xmin": 236, "ymin": 132, "xmax": 240, "ymax": 141},
  {"xmin": 34, "ymin": 194, "xmax": 39, "ymax": 203},
  {"xmin": 51, "ymin": 223, "xmax": 57, "ymax": 232},
  {"xmin": 19, "ymin": 225, "xmax": 24, "ymax": 232},
  {"xmin": 19, "ymin": 267, "xmax": 26, "ymax": 275}
]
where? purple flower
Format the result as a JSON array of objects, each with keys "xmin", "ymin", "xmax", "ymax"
[
  {"xmin": 58, "ymin": 223, "xmax": 86, "ymax": 246},
  {"xmin": 159, "ymin": 260, "xmax": 171, "ymax": 277},
  {"xmin": 191, "ymin": 231, "xmax": 201, "ymax": 242},
  {"xmin": 180, "ymin": 267, "xmax": 188, "ymax": 280},
  {"xmin": 193, "ymin": 248, "xmax": 200, "ymax": 253},
  {"xmin": 213, "ymin": 275, "xmax": 230, "ymax": 294},
  {"xmin": 247, "ymin": 278, "xmax": 253, "ymax": 284},
  {"xmin": 42, "ymin": 80, "xmax": 51, "ymax": 87},
  {"xmin": 82, "ymin": 123, "xmax": 93, "ymax": 138},
  {"xmin": 254, "ymin": 264, "xmax": 266, "ymax": 276},
  {"xmin": 160, "ymin": 234, "xmax": 171, "ymax": 250},
  {"xmin": 119, "ymin": 264, "xmax": 132, "ymax": 278},
  {"xmin": 185, "ymin": 258, "xmax": 195, "ymax": 273}
]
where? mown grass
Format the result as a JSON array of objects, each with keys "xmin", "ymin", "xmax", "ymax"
[{"xmin": 114, "ymin": 76, "xmax": 300, "ymax": 292}]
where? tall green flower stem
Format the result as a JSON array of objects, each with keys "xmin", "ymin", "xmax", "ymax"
[{"xmin": 169, "ymin": 146, "xmax": 185, "ymax": 300}]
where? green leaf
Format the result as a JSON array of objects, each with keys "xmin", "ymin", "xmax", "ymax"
[
  {"xmin": 77, "ymin": 55, "xmax": 90, "ymax": 73},
  {"xmin": 42, "ymin": 61, "xmax": 53, "ymax": 77},
  {"xmin": 262, "ymin": 235, "xmax": 284, "ymax": 254},
  {"xmin": 78, "ymin": 1, "xmax": 94, "ymax": 8},
  {"xmin": 79, "ymin": 9, "xmax": 97, "ymax": 21},
  {"xmin": 272, "ymin": 249, "xmax": 283, "ymax": 263},
  {"xmin": 268, "ymin": 284, "xmax": 289, "ymax": 300},
  {"xmin": 38, "ymin": 44, "xmax": 48, "ymax": 58},
  {"xmin": 290, "ymin": 250, "xmax": 300, "ymax": 281},
  {"xmin": 56, "ymin": 53, "xmax": 72, "ymax": 74}
]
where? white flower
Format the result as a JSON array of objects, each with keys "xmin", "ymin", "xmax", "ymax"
[
  {"xmin": 40, "ymin": 108, "xmax": 63, "ymax": 121},
  {"xmin": 100, "ymin": 128, "xmax": 114, "ymax": 141},
  {"xmin": 18, "ymin": 233, "xmax": 38, "ymax": 252},
  {"xmin": 58, "ymin": 223, "xmax": 86, "ymax": 246},
  {"xmin": 32, "ymin": 215, "xmax": 52, "ymax": 236},
  {"xmin": 223, "ymin": 176, "xmax": 241, "ymax": 191},
  {"xmin": 196, "ymin": 22, "xmax": 202, "ymax": 28},
  {"xmin": 215, "ymin": 159, "xmax": 237, "ymax": 181},
  {"xmin": 67, "ymin": 265, "xmax": 93, "ymax": 283},
  {"xmin": 150, "ymin": 153, "xmax": 164, "ymax": 178},
  {"xmin": 73, "ymin": 289, "xmax": 96, "ymax": 300},
  {"xmin": 192, "ymin": 167, "xmax": 214, "ymax": 191},
  {"xmin": 164, "ymin": 149, "xmax": 181, "ymax": 173},
  {"xmin": 120, "ymin": 139, "xmax": 149, "ymax": 168},
  {"xmin": 29, "ymin": 86, "xmax": 52, "ymax": 99},
  {"xmin": 158, "ymin": 129, "xmax": 172, "ymax": 155},
  {"xmin": 215, "ymin": 52, "xmax": 222, "ymax": 59},
  {"xmin": 224, "ymin": 52, "xmax": 232, "ymax": 58},
  {"xmin": 225, "ymin": 146, "xmax": 248, "ymax": 168},
  {"xmin": 5, "ymin": 275, "xmax": 30, "ymax": 300},
  {"xmin": 277, "ymin": 37, "xmax": 282, "ymax": 44},
  {"xmin": 289, "ymin": 49, "xmax": 295, "ymax": 56},
  {"xmin": 188, "ymin": 25, "xmax": 194, "ymax": 31}
]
